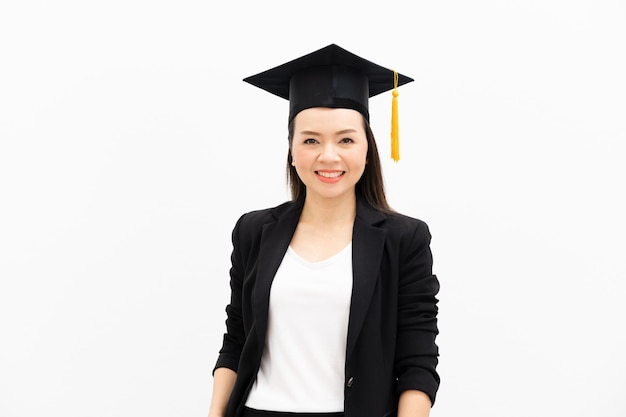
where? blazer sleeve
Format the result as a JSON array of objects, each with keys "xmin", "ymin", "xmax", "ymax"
[
  {"xmin": 394, "ymin": 219, "xmax": 440, "ymax": 405},
  {"xmin": 213, "ymin": 214, "xmax": 246, "ymax": 374}
]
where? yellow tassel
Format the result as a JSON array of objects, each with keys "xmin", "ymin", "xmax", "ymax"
[{"xmin": 391, "ymin": 70, "xmax": 400, "ymax": 162}]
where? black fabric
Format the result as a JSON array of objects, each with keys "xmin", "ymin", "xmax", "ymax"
[
  {"xmin": 243, "ymin": 44, "xmax": 413, "ymax": 122},
  {"xmin": 241, "ymin": 407, "xmax": 343, "ymax": 417},
  {"xmin": 214, "ymin": 194, "xmax": 440, "ymax": 417}
]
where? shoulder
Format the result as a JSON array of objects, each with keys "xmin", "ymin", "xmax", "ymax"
[
  {"xmin": 384, "ymin": 211, "xmax": 432, "ymax": 237},
  {"xmin": 355, "ymin": 194, "xmax": 433, "ymax": 245},
  {"xmin": 384, "ymin": 212, "xmax": 436, "ymax": 279},
  {"xmin": 232, "ymin": 200, "xmax": 297, "ymax": 235},
  {"xmin": 380, "ymin": 211, "xmax": 434, "ymax": 255}
]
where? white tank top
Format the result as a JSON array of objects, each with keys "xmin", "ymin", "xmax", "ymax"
[{"xmin": 245, "ymin": 243, "xmax": 353, "ymax": 412}]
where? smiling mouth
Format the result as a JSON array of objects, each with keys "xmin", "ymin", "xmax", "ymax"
[{"xmin": 316, "ymin": 171, "xmax": 345, "ymax": 178}]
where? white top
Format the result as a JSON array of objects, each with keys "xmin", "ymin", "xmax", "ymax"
[{"xmin": 245, "ymin": 243, "xmax": 353, "ymax": 412}]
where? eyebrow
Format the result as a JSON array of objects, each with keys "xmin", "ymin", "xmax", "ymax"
[{"xmin": 298, "ymin": 129, "xmax": 358, "ymax": 136}]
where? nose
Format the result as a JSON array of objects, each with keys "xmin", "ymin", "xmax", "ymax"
[{"xmin": 318, "ymin": 143, "xmax": 341, "ymax": 162}]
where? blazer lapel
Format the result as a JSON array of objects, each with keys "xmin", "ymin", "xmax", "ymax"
[
  {"xmin": 250, "ymin": 194, "xmax": 386, "ymax": 363},
  {"xmin": 254, "ymin": 199, "xmax": 304, "ymax": 352},
  {"xmin": 346, "ymin": 195, "xmax": 387, "ymax": 360}
]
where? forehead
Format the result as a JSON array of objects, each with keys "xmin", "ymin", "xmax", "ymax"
[{"xmin": 293, "ymin": 107, "xmax": 366, "ymax": 131}]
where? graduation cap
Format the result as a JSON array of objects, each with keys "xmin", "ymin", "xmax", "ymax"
[{"xmin": 243, "ymin": 44, "xmax": 413, "ymax": 162}]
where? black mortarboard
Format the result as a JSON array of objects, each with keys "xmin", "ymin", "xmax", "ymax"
[{"xmin": 243, "ymin": 44, "xmax": 414, "ymax": 161}]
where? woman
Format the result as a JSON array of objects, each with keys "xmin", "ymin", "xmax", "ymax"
[{"xmin": 208, "ymin": 44, "xmax": 440, "ymax": 417}]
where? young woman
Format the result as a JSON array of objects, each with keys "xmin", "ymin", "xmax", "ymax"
[{"xmin": 208, "ymin": 44, "xmax": 440, "ymax": 417}]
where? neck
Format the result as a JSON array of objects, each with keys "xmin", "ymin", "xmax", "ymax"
[{"xmin": 300, "ymin": 192, "xmax": 357, "ymax": 225}]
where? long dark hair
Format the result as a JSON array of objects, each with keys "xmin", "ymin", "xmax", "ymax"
[{"xmin": 286, "ymin": 115, "xmax": 394, "ymax": 213}]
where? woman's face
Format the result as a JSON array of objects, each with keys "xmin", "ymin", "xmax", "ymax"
[{"xmin": 291, "ymin": 107, "xmax": 368, "ymax": 201}]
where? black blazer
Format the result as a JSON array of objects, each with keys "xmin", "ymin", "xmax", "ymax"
[{"xmin": 214, "ymin": 194, "xmax": 440, "ymax": 417}]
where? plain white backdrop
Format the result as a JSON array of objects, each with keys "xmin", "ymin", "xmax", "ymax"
[{"xmin": 1, "ymin": 1, "xmax": 625, "ymax": 416}]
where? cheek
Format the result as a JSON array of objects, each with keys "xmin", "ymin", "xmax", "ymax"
[
  {"xmin": 291, "ymin": 145, "xmax": 316, "ymax": 162},
  {"xmin": 356, "ymin": 144, "xmax": 369, "ymax": 166},
  {"xmin": 291, "ymin": 149, "xmax": 312, "ymax": 178},
  {"xmin": 291, "ymin": 148, "xmax": 305, "ymax": 164},
  {"xmin": 348, "ymin": 151, "xmax": 368, "ymax": 176}
]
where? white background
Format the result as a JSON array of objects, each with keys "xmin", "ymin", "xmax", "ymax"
[{"xmin": 1, "ymin": 1, "xmax": 625, "ymax": 416}]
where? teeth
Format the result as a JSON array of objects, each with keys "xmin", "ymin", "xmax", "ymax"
[{"xmin": 317, "ymin": 171, "xmax": 343, "ymax": 178}]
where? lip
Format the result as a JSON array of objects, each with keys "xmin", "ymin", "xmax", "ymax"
[{"xmin": 315, "ymin": 170, "xmax": 345, "ymax": 184}]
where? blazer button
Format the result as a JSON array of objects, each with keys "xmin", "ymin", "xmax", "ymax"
[{"xmin": 346, "ymin": 377, "xmax": 354, "ymax": 387}]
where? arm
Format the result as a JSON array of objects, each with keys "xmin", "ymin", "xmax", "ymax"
[
  {"xmin": 208, "ymin": 367, "xmax": 237, "ymax": 417},
  {"xmin": 209, "ymin": 216, "xmax": 247, "ymax": 417},
  {"xmin": 395, "ymin": 219, "xmax": 440, "ymax": 408},
  {"xmin": 397, "ymin": 390, "xmax": 432, "ymax": 417}
]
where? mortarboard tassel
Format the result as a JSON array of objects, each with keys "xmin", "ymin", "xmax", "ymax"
[{"xmin": 390, "ymin": 70, "xmax": 400, "ymax": 162}]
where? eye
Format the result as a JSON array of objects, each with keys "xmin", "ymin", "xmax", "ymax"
[
  {"xmin": 339, "ymin": 137, "xmax": 354, "ymax": 144},
  {"xmin": 303, "ymin": 138, "xmax": 318, "ymax": 144}
]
